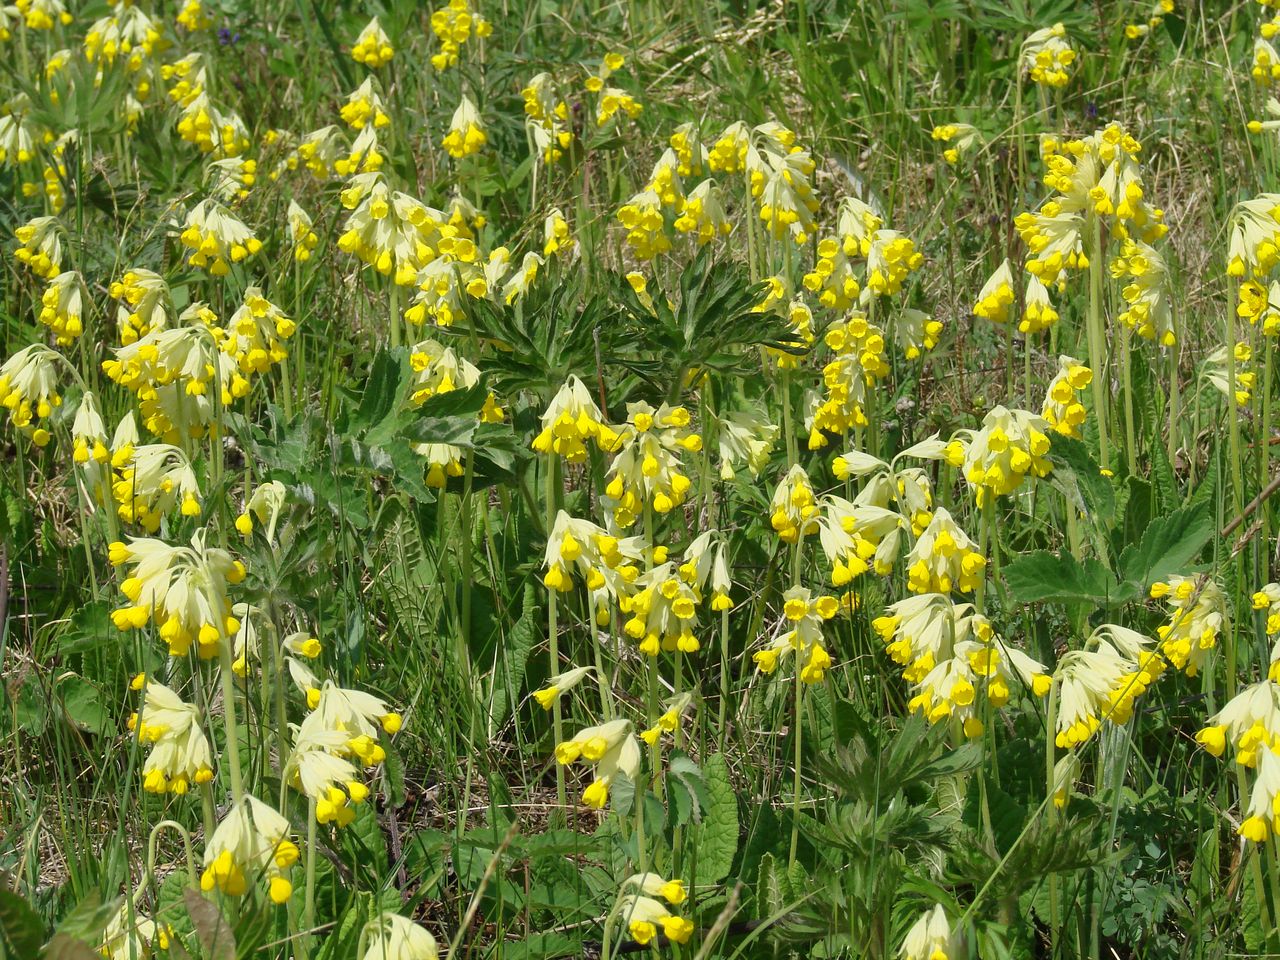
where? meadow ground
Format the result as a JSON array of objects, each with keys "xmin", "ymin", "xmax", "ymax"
[{"xmin": 4, "ymin": 0, "xmax": 1280, "ymax": 958}]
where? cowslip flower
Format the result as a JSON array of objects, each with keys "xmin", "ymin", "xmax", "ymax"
[
  {"xmin": 1041, "ymin": 356, "xmax": 1092, "ymax": 438},
  {"xmin": 111, "ymin": 443, "xmax": 202, "ymax": 529},
  {"xmin": 14, "ymin": 215, "xmax": 62, "ymax": 279},
  {"xmin": 948, "ymin": 406, "xmax": 1053, "ymax": 503},
  {"xmin": 1111, "ymin": 238, "xmax": 1175, "ymax": 345},
  {"xmin": 585, "ymin": 51, "xmax": 626, "ymax": 92},
  {"xmin": 1151, "ymin": 576, "xmax": 1227, "ymax": 677},
  {"xmin": 1238, "ymin": 749, "xmax": 1280, "ymax": 843},
  {"xmin": 1227, "ymin": 194, "xmax": 1280, "ymax": 279},
  {"xmin": 288, "ymin": 710, "xmax": 370, "ymax": 828},
  {"xmin": 543, "ymin": 208, "xmax": 574, "ymax": 258},
  {"xmin": 807, "ymin": 314, "xmax": 889, "ymax": 442},
  {"xmin": 1017, "ymin": 209, "xmax": 1087, "ymax": 289},
  {"xmin": 752, "ymin": 587, "xmax": 838, "ymax": 683},
  {"xmin": 532, "ymin": 666, "xmax": 593, "ymax": 710},
  {"xmin": 338, "ymin": 173, "xmax": 444, "ymax": 284},
  {"xmin": 179, "ymin": 199, "xmax": 261, "ymax": 275},
  {"xmin": 640, "ymin": 692, "xmax": 694, "ymax": 745},
  {"xmin": 669, "ymin": 121, "xmax": 707, "ymax": 177},
  {"xmin": 895, "ymin": 308, "xmax": 944, "ymax": 359},
  {"xmin": 314, "ymin": 681, "xmax": 402, "ymax": 764},
  {"xmin": 802, "ymin": 235, "xmax": 861, "ymax": 311},
  {"xmin": 176, "ymin": 0, "xmax": 211, "ymax": 31},
  {"xmin": 1124, "ymin": 0, "xmax": 1174, "ymax": 38},
  {"xmin": 108, "ymin": 531, "xmax": 246, "ymax": 658},
  {"xmin": 604, "ymin": 402, "xmax": 701, "ymax": 525},
  {"xmin": 817, "ymin": 498, "xmax": 905, "ymax": 585},
  {"xmin": 0, "ymin": 343, "xmax": 62, "ymax": 447},
  {"xmin": 71, "ymin": 392, "xmax": 110, "ymax": 499},
  {"xmin": 109, "ymin": 268, "xmax": 172, "ymax": 344},
  {"xmin": 361, "ymin": 913, "xmax": 440, "ymax": 960},
  {"xmin": 1054, "ymin": 624, "xmax": 1163, "ymax": 748},
  {"xmin": 597, "ymin": 87, "xmax": 642, "ymax": 126},
  {"xmin": 619, "ymin": 562, "xmax": 702, "ymax": 655},
  {"xmin": 1195, "ymin": 680, "xmax": 1280, "ymax": 767},
  {"xmin": 905, "ymin": 508, "xmax": 985, "ymax": 594},
  {"xmin": 429, "ymin": 0, "xmax": 491, "ymax": 71},
  {"xmin": 235, "ymin": 480, "xmax": 288, "ymax": 540},
  {"xmin": 341, "ymin": 77, "xmax": 391, "ymax": 130},
  {"xmin": 1021, "ymin": 23, "xmax": 1075, "ymax": 88},
  {"xmin": 200, "ymin": 794, "xmax": 298, "ymax": 904},
  {"xmin": 442, "ymin": 96, "xmax": 487, "ymax": 158},
  {"xmin": 624, "ymin": 872, "xmax": 687, "ymax": 905},
  {"xmin": 899, "ymin": 904, "xmax": 960, "ymax": 960},
  {"xmin": 621, "ymin": 895, "xmax": 694, "ymax": 946},
  {"xmin": 931, "ymin": 122, "xmax": 980, "ymax": 164},
  {"xmin": 37, "ymin": 271, "xmax": 86, "ymax": 344},
  {"xmin": 678, "ymin": 530, "xmax": 733, "ymax": 611},
  {"xmin": 99, "ymin": 903, "xmax": 170, "ymax": 960},
  {"xmin": 769, "ymin": 465, "xmax": 820, "ymax": 543},
  {"xmin": 281, "ymin": 201, "xmax": 318, "ymax": 263},
  {"xmin": 972, "ymin": 259, "xmax": 1015, "ymax": 325},
  {"xmin": 351, "ymin": 17, "xmax": 393, "ymax": 67},
  {"xmin": 715, "ymin": 409, "xmax": 777, "ymax": 480},
  {"xmin": 15, "ymin": 0, "xmax": 71, "ymax": 30},
  {"xmin": 1253, "ymin": 584, "xmax": 1280, "ymax": 680},
  {"xmin": 1202, "ymin": 342, "xmax": 1255, "ymax": 407},
  {"xmin": 132, "ymin": 681, "xmax": 215, "ymax": 795},
  {"xmin": 555, "ymin": 719, "xmax": 641, "ymax": 808},
  {"xmin": 531, "ymin": 375, "xmax": 619, "ymax": 461},
  {"xmin": 543, "ymin": 511, "xmax": 642, "ymax": 600},
  {"xmin": 1021, "ymin": 274, "xmax": 1059, "ymax": 333}
]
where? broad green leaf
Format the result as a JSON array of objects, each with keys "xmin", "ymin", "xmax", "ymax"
[
  {"xmin": 0, "ymin": 889, "xmax": 44, "ymax": 959},
  {"xmin": 1117, "ymin": 500, "xmax": 1214, "ymax": 588},
  {"xmin": 183, "ymin": 889, "xmax": 235, "ymax": 960},
  {"xmin": 1003, "ymin": 551, "xmax": 1128, "ymax": 606},
  {"xmin": 1048, "ymin": 435, "xmax": 1116, "ymax": 526},
  {"xmin": 58, "ymin": 675, "xmax": 112, "ymax": 736},
  {"xmin": 690, "ymin": 752, "xmax": 738, "ymax": 883},
  {"xmin": 488, "ymin": 586, "xmax": 541, "ymax": 733}
]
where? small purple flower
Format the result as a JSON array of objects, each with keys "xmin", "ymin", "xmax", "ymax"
[{"xmin": 218, "ymin": 27, "xmax": 240, "ymax": 46}]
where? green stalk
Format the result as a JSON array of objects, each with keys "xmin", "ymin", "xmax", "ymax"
[
  {"xmin": 1044, "ymin": 683, "xmax": 1060, "ymax": 953},
  {"xmin": 788, "ymin": 672, "xmax": 804, "ymax": 869},
  {"xmin": 302, "ymin": 799, "xmax": 318, "ymax": 938},
  {"xmin": 545, "ymin": 455, "xmax": 567, "ymax": 812},
  {"xmin": 1087, "ymin": 218, "xmax": 1112, "ymax": 470},
  {"xmin": 1122, "ymin": 326, "xmax": 1137, "ymax": 476},
  {"xmin": 216, "ymin": 639, "xmax": 245, "ymax": 802},
  {"xmin": 389, "ymin": 281, "xmax": 401, "ymax": 350}
]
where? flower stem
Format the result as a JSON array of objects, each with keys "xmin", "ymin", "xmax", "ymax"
[{"xmin": 1087, "ymin": 217, "xmax": 1111, "ymax": 470}]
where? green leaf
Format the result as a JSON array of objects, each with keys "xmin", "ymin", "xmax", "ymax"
[
  {"xmin": 0, "ymin": 889, "xmax": 44, "ymax": 958},
  {"xmin": 1117, "ymin": 500, "xmax": 1214, "ymax": 588},
  {"xmin": 352, "ymin": 347, "xmax": 411, "ymax": 436},
  {"xmin": 183, "ymin": 889, "xmax": 235, "ymax": 960},
  {"xmin": 55, "ymin": 602, "xmax": 113, "ymax": 657},
  {"xmin": 53, "ymin": 891, "xmax": 120, "ymax": 945},
  {"xmin": 58, "ymin": 675, "xmax": 112, "ymax": 736},
  {"xmin": 488, "ymin": 586, "xmax": 540, "ymax": 732},
  {"xmin": 1004, "ymin": 550, "xmax": 1128, "ymax": 606},
  {"xmin": 1048, "ymin": 435, "xmax": 1116, "ymax": 526},
  {"xmin": 690, "ymin": 753, "xmax": 738, "ymax": 883}
]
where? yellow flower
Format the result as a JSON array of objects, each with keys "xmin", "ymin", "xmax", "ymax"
[
  {"xmin": 0, "ymin": 343, "xmax": 62, "ymax": 446},
  {"xmin": 361, "ymin": 913, "xmax": 440, "ymax": 960},
  {"xmin": 442, "ymin": 96, "xmax": 487, "ymax": 158},
  {"xmin": 531, "ymin": 376, "xmax": 619, "ymax": 461},
  {"xmin": 351, "ymin": 17, "xmax": 393, "ymax": 68},
  {"xmin": 200, "ymin": 794, "xmax": 297, "ymax": 902}
]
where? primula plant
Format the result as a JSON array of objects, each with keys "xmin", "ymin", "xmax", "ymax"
[{"xmin": 4, "ymin": 2, "xmax": 1280, "ymax": 959}]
